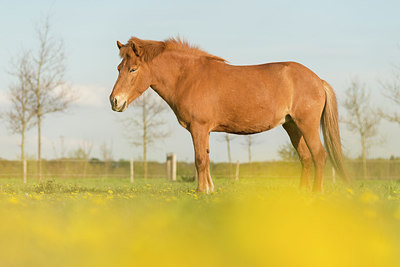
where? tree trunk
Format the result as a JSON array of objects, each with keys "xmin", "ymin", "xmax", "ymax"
[
  {"xmin": 21, "ymin": 121, "xmax": 26, "ymax": 184},
  {"xmin": 248, "ymin": 136, "xmax": 252, "ymax": 178},
  {"xmin": 361, "ymin": 135, "xmax": 367, "ymax": 179},
  {"xmin": 35, "ymin": 55, "xmax": 43, "ymax": 183},
  {"xmin": 38, "ymin": 113, "xmax": 42, "ymax": 183},
  {"xmin": 21, "ymin": 123, "xmax": 25, "ymax": 162},
  {"xmin": 143, "ymin": 138, "xmax": 147, "ymax": 180},
  {"xmin": 226, "ymin": 134, "xmax": 232, "ymax": 179},
  {"xmin": 143, "ymin": 98, "xmax": 147, "ymax": 180}
]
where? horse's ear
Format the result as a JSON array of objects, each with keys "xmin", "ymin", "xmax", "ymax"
[
  {"xmin": 128, "ymin": 38, "xmax": 164, "ymax": 61},
  {"xmin": 117, "ymin": 41, "xmax": 123, "ymax": 49},
  {"xmin": 130, "ymin": 41, "xmax": 141, "ymax": 57}
]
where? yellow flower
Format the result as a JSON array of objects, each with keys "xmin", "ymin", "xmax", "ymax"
[
  {"xmin": 33, "ymin": 194, "xmax": 42, "ymax": 200},
  {"xmin": 346, "ymin": 188, "xmax": 354, "ymax": 195},
  {"xmin": 363, "ymin": 208, "xmax": 377, "ymax": 218},
  {"xmin": 8, "ymin": 197, "xmax": 19, "ymax": 204},
  {"xmin": 394, "ymin": 205, "xmax": 400, "ymax": 220},
  {"xmin": 108, "ymin": 190, "xmax": 113, "ymax": 194},
  {"xmin": 360, "ymin": 191, "xmax": 379, "ymax": 204}
]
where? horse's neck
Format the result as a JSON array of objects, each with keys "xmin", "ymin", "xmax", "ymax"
[
  {"xmin": 149, "ymin": 77, "xmax": 175, "ymax": 108},
  {"xmin": 150, "ymin": 54, "xmax": 191, "ymax": 107}
]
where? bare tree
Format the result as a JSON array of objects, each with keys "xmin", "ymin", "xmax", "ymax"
[
  {"xmin": 242, "ymin": 135, "xmax": 259, "ymax": 178},
  {"xmin": 243, "ymin": 136, "xmax": 256, "ymax": 164},
  {"xmin": 342, "ymin": 78, "xmax": 381, "ymax": 178},
  {"xmin": 380, "ymin": 66, "xmax": 400, "ymax": 124},
  {"xmin": 52, "ymin": 136, "xmax": 67, "ymax": 159},
  {"xmin": 100, "ymin": 141, "xmax": 113, "ymax": 162},
  {"xmin": 2, "ymin": 51, "xmax": 36, "ymax": 183},
  {"xmin": 100, "ymin": 141, "xmax": 114, "ymax": 178},
  {"xmin": 119, "ymin": 90, "xmax": 169, "ymax": 179},
  {"xmin": 51, "ymin": 136, "xmax": 68, "ymax": 178},
  {"xmin": 30, "ymin": 16, "xmax": 74, "ymax": 182},
  {"xmin": 277, "ymin": 141, "xmax": 298, "ymax": 161},
  {"xmin": 218, "ymin": 133, "xmax": 235, "ymax": 178},
  {"xmin": 70, "ymin": 140, "xmax": 93, "ymax": 160},
  {"xmin": 69, "ymin": 140, "xmax": 93, "ymax": 178}
]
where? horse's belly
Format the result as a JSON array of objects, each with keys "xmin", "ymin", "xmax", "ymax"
[{"xmin": 213, "ymin": 114, "xmax": 286, "ymax": 134}]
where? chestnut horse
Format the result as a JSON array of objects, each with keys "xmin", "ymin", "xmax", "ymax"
[{"xmin": 110, "ymin": 37, "xmax": 348, "ymax": 193}]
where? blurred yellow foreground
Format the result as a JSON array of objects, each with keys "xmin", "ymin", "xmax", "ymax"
[{"xmin": 0, "ymin": 178, "xmax": 399, "ymax": 266}]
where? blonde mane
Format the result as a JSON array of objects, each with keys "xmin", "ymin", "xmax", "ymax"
[
  {"xmin": 119, "ymin": 37, "xmax": 226, "ymax": 63},
  {"xmin": 164, "ymin": 37, "xmax": 226, "ymax": 62}
]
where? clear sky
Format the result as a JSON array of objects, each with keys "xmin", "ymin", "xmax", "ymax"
[{"xmin": 0, "ymin": 0, "xmax": 399, "ymax": 162}]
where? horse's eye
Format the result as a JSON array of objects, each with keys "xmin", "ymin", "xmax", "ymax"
[{"xmin": 129, "ymin": 68, "xmax": 137, "ymax": 73}]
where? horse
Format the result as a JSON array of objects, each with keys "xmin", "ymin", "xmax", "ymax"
[{"xmin": 109, "ymin": 37, "xmax": 348, "ymax": 193}]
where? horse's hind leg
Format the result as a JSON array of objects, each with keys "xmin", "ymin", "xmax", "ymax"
[
  {"xmin": 282, "ymin": 121, "xmax": 313, "ymax": 190},
  {"xmin": 207, "ymin": 164, "xmax": 214, "ymax": 193},
  {"xmin": 294, "ymin": 119, "xmax": 327, "ymax": 193},
  {"xmin": 190, "ymin": 125, "xmax": 214, "ymax": 193}
]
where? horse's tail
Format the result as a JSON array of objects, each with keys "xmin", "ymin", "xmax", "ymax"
[{"xmin": 320, "ymin": 80, "xmax": 350, "ymax": 184}]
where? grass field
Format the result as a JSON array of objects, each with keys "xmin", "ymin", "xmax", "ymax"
[{"xmin": 1, "ymin": 177, "xmax": 400, "ymax": 266}]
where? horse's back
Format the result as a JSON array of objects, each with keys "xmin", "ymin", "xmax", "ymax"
[{"xmin": 209, "ymin": 61, "xmax": 325, "ymax": 133}]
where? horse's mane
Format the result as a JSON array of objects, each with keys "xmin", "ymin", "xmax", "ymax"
[
  {"xmin": 164, "ymin": 37, "xmax": 226, "ymax": 62},
  {"xmin": 119, "ymin": 37, "xmax": 226, "ymax": 63}
]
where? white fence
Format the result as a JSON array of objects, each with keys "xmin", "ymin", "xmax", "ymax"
[{"xmin": 0, "ymin": 158, "xmax": 399, "ymax": 181}]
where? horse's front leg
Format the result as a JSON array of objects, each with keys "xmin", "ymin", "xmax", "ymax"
[{"xmin": 190, "ymin": 126, "xmax": 213, "ymax": 193}]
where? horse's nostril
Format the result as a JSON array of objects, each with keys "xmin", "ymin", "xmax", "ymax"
[
  {"xmin": 114, "ymin": 98, "xmax": 118, "ymax": 107},
  {"xmin": 121, "ymin": 101, "xmax": 127, "ymax": 111}
]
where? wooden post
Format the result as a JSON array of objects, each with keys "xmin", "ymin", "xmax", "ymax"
[
  {"xmin": 23, "ymin": 160, "xmax": 27, "ymax": 184},
  {"xmin": 332, "ymin": 167, "xmax": 336, "ymax": 184},
  {"xmin": 166, "ymin": 157, "xmax": 171, "ymax": 181},
  {"xmin": 130, "ymin": 159, "xmax": 134, "ymax": 183},
  {"xmin": 235, "ymin": 160, "xmax": 240, "ymax": 181},
  {"xmin": 166, "ymin": 153, "xmax": 177, "ymax": 181},
  {"xmin": 172, "ymin": 154, "xmax": 176, "ymax": 181}
]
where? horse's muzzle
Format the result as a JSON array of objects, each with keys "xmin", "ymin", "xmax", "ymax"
[{"xmin": 110, "ymin": 95, "xmax": 127, "ymax": 112}]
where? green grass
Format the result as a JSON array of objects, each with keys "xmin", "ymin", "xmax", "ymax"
[{"xmin": 1, "ymin": 177, "xmax": 400, "ymax": 266}]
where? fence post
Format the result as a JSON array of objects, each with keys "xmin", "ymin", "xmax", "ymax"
[
  {"xmin": 332, "ymin": 167, "xmax": 336, "ymax": 184},
  {"xmin": 130, "ymin": 159, "xmax": 134, "ymax": 183},
  {"xmin": 166, "ymin": 156, "xmax": 171, "ymax": 181},
  {"xmin": 172, "ymin": 154, "xmax": 176, "ymax": 181},
  {"xmin": 166, "ymin": 153, "xmax": 176, "ymax": 181},
  {"xmin": 23, "ymin": 160, "xmax": 27, "ymax": 184},
  {"xmin": 235, "ymin": 160, "xmax": 240, "ymax": 181}
]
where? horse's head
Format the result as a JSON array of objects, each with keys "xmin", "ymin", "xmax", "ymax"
[{"xmin": 109, "ymin": 38, "xmax": 164, "ymax": 112}]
